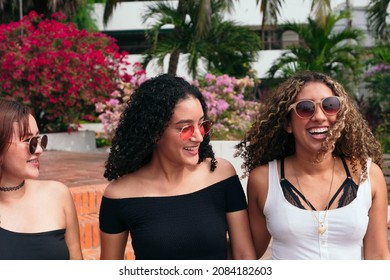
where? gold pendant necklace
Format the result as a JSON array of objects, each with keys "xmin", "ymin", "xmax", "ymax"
[
  {"xmin": 318, "ymin": 223, "xmax": 326, "ymax": 235},
  {"xmin": 294, "ymin": 157, "xmax": 335, "ymax": 235}
]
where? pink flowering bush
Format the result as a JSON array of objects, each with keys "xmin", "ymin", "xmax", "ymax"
[
  {"xmin": 0, "ymin": 12, "xmax": 129, "ymax": 132},
  {"xmin": 95, "ymin": 62, "xmax": 147, "ymax": 139},
  {"xmin": 195, "ymin": 74, "xmax": 261, "ymax": 140},
  {"xmin": 97, "ymin": 71, "xmax": 260, "ymax": 141}
]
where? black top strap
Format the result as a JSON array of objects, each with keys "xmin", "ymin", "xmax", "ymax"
[
  {"xmin": 340, "ymin": 156, "xmax": 352, "ymax": 178},
  {"xmin": 280, "ymin": 158, "xmax": 317, "ymax": 211},
  {"xmin": 280, "ymin": 158, "xmax": 285, "ymax": 179}
]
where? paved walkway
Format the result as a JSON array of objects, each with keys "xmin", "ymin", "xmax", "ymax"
[
  {"xmin": 38, "ymin": 151, "xmax": 389, "ymax": 260},
  {"xmin": 39, "ymin": 150, "xmax": 109, "ymax": 187}
]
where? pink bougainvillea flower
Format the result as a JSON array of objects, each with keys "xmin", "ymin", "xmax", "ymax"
[{"xmin": 0, "ymin": 11, "xmax": 128, "ymax": 132}]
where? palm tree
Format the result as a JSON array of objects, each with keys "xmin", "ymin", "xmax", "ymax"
[
  {"xmin": 256, "ymin": 0, "xmax": 331, "ymax": 48},
  {"xmin": 143, "ymin": 1, "xmax": 261, "ymax": 78},
  {"xmin": 102, "ymin": 1, "xmax": 334, "ymax": 73},
  {"xmin": 310, "ymin": 0, "xmax": 331, "ymax": 27},
  {"xmin": 202, "ymin": 16, "xmax": 262, "ymax": 77},
  {"xmin": 368, "ymin": 44, "xmax": 390, "ymax": 66},
  {"xmin": 256, "ymin": 0, "xmax": 284, "ymax": 49},
  {"xmin": 366, "ymin": 0, "xmax": 389, "ymax": 42},
  {"xmin": 267, "ymin": 10, "xmax": 364, "ymax": 90},
  {"xmin": 0, "ymin": 0, "xmax": 98, "ymax": 30},
  {"xmin": 103, "ymin": 0, "xmax": 236, "ymax": 75},
  {"xmin": 71, "ymin": 0, "xmax": 100, "ymax": 31},
  {"xmin": 257, "ymin": 0, "xmax": 331, "ymax": 26}
]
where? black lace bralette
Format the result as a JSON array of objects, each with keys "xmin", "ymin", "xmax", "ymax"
[{"xmin": 280, "ymin": 157, "xmax": 359, "ymax": 210}]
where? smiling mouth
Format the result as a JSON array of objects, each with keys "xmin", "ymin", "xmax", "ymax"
[
  {"xmin": 184, "ymin": 146, "xmax": 198, "ymax": 151},
  {"xmin": 308, "ymin": 128, "xmax": 328, "ymax": 135}
]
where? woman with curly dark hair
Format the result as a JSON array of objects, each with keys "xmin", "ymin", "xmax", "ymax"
[
  {"xmin": 236, "ymin": 71, "xmax": 390, "ymax": 260},
  {"xmin": 99, "ymin": 74, "xmax": 255, "ymax": 260}
]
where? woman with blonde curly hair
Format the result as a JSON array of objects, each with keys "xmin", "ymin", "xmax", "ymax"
[{"xmin": 236, "ymin": 71, "xmax": 389, "ymax": 260}]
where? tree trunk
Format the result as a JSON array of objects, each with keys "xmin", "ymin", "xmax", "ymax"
[
  {"xmin": 167, "ymin": 0, "xmax": 186, "ymax": 75},
  {"xmin": 168, "ymin": 49, "xmax": 180, "ymax": 75}
]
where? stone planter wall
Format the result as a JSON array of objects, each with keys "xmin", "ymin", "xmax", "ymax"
[{"xmin": 46, "ymin": 131, "xmax": 96, "ymax": 152}]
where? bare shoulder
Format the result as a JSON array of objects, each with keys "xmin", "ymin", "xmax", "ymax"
[
  {"xmin": 213, "ymin": 157, "xmax": 237, "ymax": 176},
  {"xmin": 245, "ymin": 164, "xmax": 270, "ymax": 211},
  {"xmin": 248, "ymin": 164, "xmax": 268, "ymax": 182},
  {"xmin": 204, "ymin": 157, "xmax": 238, "ymax": 183},
  {"xmin": 28, "ymin": 180, "xmax": 73, "ymax": 205},
  {"xmin": 345, "ymin": 158, "xmax": 385, "ymax": 184},
  {"xmin": 368, "ymin": 161, "xmax": 387, "ymax": 193},
  {"xmin": 247, "ymin": 164, "xmax": 269, "ymax": 194},
  {"xmin": 30, "ymin": 179, "xmax": 70, "ymax": 195},
  {"xmin": 185, "ymin": 158, "xmax": 239, "ymax": 190},
  {"xmin": 103, "ymin": 179, "xmax": 123, "ymax": 199},
  {"xmin": 103, "ymin": 173, "xmax": 140, "ymax": 199},
  {"xmin": 369, "ymin": 161, "xmax": 385, "ymax": 176}
]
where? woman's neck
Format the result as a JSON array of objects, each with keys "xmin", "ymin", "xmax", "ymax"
[{"xmin": 292, "ymin": 153, "xmax": 335, "ymax": 174}]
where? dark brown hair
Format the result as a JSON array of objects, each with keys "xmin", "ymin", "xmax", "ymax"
[
  {"xmin": 104, "ymin": 74, "xmax": 217, "ymax": 181},
  {"xmin": 0, "ymin": 99, "xmax": 31, "ymax": 180}
]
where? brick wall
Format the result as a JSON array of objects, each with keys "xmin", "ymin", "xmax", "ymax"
[{"xmin": 70, "ymin": 184, "xmax": 135, "ymax": 260}]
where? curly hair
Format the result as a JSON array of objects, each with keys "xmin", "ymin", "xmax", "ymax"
[
  {"xmin": 235, "ymin": 71, "xmax": 383, "ymax": 180},
  {"xmin": 104, "ymin": 74, "xmax": 217, "ymax": 181},
  {"xmin": 0, "ymin": 99, "xmax": 31, "ymax": 181}
]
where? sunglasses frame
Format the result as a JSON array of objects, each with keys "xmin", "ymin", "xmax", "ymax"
[
  {"xmin": 24, "ymin": 134, "xmax": 48, "ymax": 154},
  {"xmin": 179, "ymin": 120, "xmax": 212, "ymax": 141},
  {"xmin": 288, "ymin": 96, "xmax": 343, "ymax": 119}
]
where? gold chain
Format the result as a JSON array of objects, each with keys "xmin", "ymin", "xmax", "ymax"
[{"xmin": 294, "ymin": 156, "xmax": 335, "ymax": 235}]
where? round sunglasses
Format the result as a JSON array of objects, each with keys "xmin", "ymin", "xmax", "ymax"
[
  {"xmin": 23, "ymin": 135, "xmax": 48, "ymax": 154},
  {"xmin": 288, "ymin": 96, "xmax": 342, "ymax": 119},
  {"xmin": 179, "ymin": 120, "xmax": 212, "ymax": 141}
]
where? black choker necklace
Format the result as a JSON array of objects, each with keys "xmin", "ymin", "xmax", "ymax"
[{"xmin": 0, "ymin": 181, "xmax": 25, "ymax": 192}]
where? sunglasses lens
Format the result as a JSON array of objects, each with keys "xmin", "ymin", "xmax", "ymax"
[
  {"xmin": 200, "ymin": 121, "xmax": 212, "ymax": 136},
  {"xmin": 179, "ymin": 121, "xmax": 212, "ymax": 140},
  {"xmin": 180, "ymin": 126, "xmax": 195, "ymax": 141},
  {"xmin": 322, "ymin": 97, "xmax": 341, "ymax": 115},
  {"xmin": 41, "ymin": 135, "xmax": 48, "ymax": 150},
  {"xmin": 28, "ymin": 135, "xmax": 48, "ymax": 154},
  {"xmin": 29, "ymin": 137, "xmax": 38, "ymax": 154},
  {"xmin": 295, "ymin": 101, "xmax": 316, "ymax": 118}
]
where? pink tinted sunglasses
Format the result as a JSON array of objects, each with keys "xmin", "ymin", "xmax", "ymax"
[{"xmin": 179, "ymin": 120, "xmax": 212, "ymax": 141}]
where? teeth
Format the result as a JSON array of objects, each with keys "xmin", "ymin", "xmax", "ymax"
[
  {"xmin": 184, "ymin": 147, "xmax": 196, "ymax": 151},
  {"xmin": 308, "ymin": 127, "xmax": 328, "ymax": 134}
]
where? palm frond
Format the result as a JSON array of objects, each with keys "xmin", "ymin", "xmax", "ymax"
[
  {"xmin": 268, "ymin": 10, "xmax": 364, "ymax": 89},
  {"xmin": 257, "ymin": 0, "xmax": 285, "ymax": 27},
  {"xmin": 366, "ymin": 0, "xmax": 390, "ymax": 41},
  {"xmin": 310, "ymin": 0, "xmax": 331, "ymax": 27},
  {"xmin": 103, "ymin": 0, "xmax": 120, "ymax": 26},
  {"xmin": 142, "ymin": 0, "xmax": 261, "ymax": 78}
]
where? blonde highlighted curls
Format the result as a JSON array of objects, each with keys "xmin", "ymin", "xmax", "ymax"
[{"xmin": 235, "ymin": 71, "xmax": 383, "ymax": 180}]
